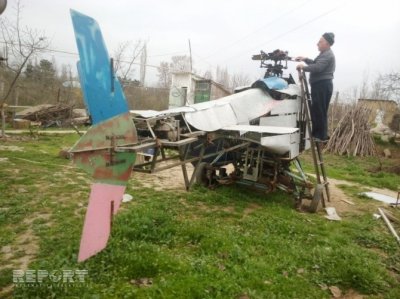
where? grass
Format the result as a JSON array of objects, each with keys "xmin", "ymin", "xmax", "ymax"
[
  {"xmin": 299, "ymin": 143, "xmax": 400, "ymax": 191},
  {"xmin": 0, "ymin": 133, "xmax": 399, "ymax": 298}
]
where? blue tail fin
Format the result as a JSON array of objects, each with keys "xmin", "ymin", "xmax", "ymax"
[{"xmin": 70, "ymin": 9, "xmax": 129, "ymax": 124}]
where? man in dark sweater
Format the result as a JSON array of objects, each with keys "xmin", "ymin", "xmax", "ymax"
[{"xmin": 296, "ymin": 32, "xmax": 336, "ymax": 142}]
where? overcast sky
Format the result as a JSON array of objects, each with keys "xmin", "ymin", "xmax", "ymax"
[{"xmin": 3, "ymin": 0, "xmax": 400, "ymax": 97}]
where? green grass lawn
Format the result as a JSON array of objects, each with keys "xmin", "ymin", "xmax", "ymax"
[
  {"xmin": 299, "ymin": 143, "xmax": 400, "ymax": 191},
  {"xmin": 0, "ymin": 134, "xmax": 399, "ymax": 298}
]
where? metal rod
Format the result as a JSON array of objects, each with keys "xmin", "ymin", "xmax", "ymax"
[
  {"xmin": 150, "ymin": 147, "xmax": 160, "ymax": 172},
  {"xmin": 146, "ymin": 120, "xmax": 156, "ymax": 139},
  {"xmin": 133, "ymin": 141, "xmax": 249, "ymax": 173},
  {"xmin": 378, "ymin": 208, "xmax": 400, "ymax": 245},
  {"xmin": 110, "ymin": 58, "xmax": 115, "ymax": 93},
  {"xmin": 181, "ymin": 113, "xmax": 192, "ymax": 133}
]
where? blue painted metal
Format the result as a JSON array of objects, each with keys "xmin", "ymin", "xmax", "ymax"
[
  {"xmin": 76, "ymin": 61, "xmax": 90, "ymax": 111},
  {"xmin": 260, "ymin": 77, "xmax": 288, "ymax": 90},
  {"xmin": 70, "ymin": 9, "xmax": 129, "ymax": 124}
]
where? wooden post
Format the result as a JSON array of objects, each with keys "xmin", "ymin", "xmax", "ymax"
[
  {"xmin": 1, "ymin": 104, "xmax": 5, "ymax": 137},
  {"xmin": 0, "ymin": 81, "xmax": 4, "ymax": 137},
  {"xmin": 330, "ymin": 91, "xmax": 339, "ymax": 137},
  {"xmin": 110, "ymin": 201, "xmax": 114, "ymax": 231},
  {"xmin": 13, "ymin": 87, "xmax": 19, "ymax": 127},
  {"xmin": 188, "ymin": 39, "xmax": 192, "ymax": 73}
]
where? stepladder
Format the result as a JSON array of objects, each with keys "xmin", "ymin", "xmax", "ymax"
[{"xmin": 298, "ymin": 70, "xmax": 330, "ymax": 212}]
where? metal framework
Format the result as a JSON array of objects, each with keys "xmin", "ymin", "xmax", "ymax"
[{"xmin": 112, "ymin": 109, "xmax": 316, "ymax": 210}]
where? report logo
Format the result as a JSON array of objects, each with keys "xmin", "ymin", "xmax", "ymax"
[{"xmin": 13, "ymin": 269, "xmax": 88, "ymax": 288}]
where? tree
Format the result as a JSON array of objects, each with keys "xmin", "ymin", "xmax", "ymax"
[
  {"xmin": 113, "ymin": 40, "xmax": 145, "ymax": 85},
  {"xmin": 157, "ymin": 61, "xmax": 171, "ymax": 88},
  {"xmin": 0, "ymin": 0, "xmax": 49, "ymax": 102},
  {"xmin": 230, "ymin": 73, "xmax": 250, "ymax": 91},
  {"xmin": 170, "ymin": 55, "xmax": 191, "ymax": 73},
  {"xmin": 203, "ymin": 70, "xmax": 213, "ymax": 80},
  {"xmin": 157, "ymin": 56, "xmax": 192, "ymax": 89},
  {"xmin": 376, "ymin": 72, "xmax": 400, "ymax": 104},
  {"xmin": 359, "ymin": 70, "xmax": 370, "ymax": 99},
  {"xmin": 0, "ymin": 0, "xmax": 50, "ymax": 135},
  {"xmin": 59, "ymin": 64, "xmax": 69, "ymax": 83},
  {"xmin": 215, "ymin": 65, "xmax": 230, "ymax": 88},
  {"xmin": 37, "ymin": 59, "xmax": 56, "ymax": 81},
  {"xmin": 24, "ymin": 59, "xmax": 57, "ymax": 86},
  {"xmin": 369, "ymin": 78, "xmax": 385, "ymax": 99},
  {"xmin": 358, "ymin": 71, "xmax": 400, "ymax": 104}
]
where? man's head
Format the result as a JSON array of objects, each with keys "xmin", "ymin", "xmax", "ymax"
[{"xmin": 317, "ymin": 32, "xmax": 335, "ymax": 52}]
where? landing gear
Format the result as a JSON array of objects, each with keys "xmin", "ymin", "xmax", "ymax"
[{"xmin": 194, "ymin": 162, "xmax": 232, "ymax": 188}]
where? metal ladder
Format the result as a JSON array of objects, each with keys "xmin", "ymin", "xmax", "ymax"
[{"xmin": 298, "ymin": 70, "xmax": 330, "ymax": 210}]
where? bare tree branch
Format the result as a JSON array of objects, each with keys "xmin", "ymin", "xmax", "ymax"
[
  {"xmin": 113, "ymin": 40, "xmax": 144, "ymax": 83},
  {"xmin": 0, "ymin": 0, "xmax": 50, "ymax": 105},
  {"xmin": 157, "ymin": 61, "xmax": 171, "ymax": 88}
]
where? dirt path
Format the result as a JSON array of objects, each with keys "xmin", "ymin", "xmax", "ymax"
[
  {"xmin": 325, "ymin": 177, "xmax": 398, "ymax": 215},
  {"xmin": 132, "ymin": 162, "xmax": 194, "ymax": 191}
]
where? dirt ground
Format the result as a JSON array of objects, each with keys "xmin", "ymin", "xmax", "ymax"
[
  {"xmin": 324, "ymin": 177, "xmax": 398, "ymax": 215},
  {"xmin": 132, "ymin": 162, "xmax": 196, "ymax": 191}
]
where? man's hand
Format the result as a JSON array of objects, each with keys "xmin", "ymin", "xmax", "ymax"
[
  {"xmin": 296, "ymin": 64, "xmax": 304, "ymax": 71},
  {"xmin": 295, "ymin": 56, "xmax": 306, "ymax": 62}
]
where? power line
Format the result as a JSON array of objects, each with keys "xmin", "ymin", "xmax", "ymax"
[
  {"xmin": 190, "ymin": 1, "xmax": 347, "ymax": 79},
  {"xmin": 0, "ymin": 41, "xmax": 191, "ymax": 69},
  {"xmin": 220, "ymin": 1, "xmax": 347, "ymax": 65},
  {"xmin": 192, "ymin": 53, "xmax": 219, "ymax": 73},
  {"xmin": 204, "ymin": 0, "xmax": 314, "ymax": 59},
  {"xmin": 148, "ymin": 51, "xmax": 187, "ymax": 58},
  {"xmin": 0, "ymin": 41, "xmax": 162, "ymax": 69}
]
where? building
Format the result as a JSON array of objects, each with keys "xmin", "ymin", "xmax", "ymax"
[{"xmin": 169, "ymin": 72, "xmax": 231, "ymax": 108}]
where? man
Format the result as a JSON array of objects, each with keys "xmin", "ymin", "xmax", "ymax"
[{"xmin": 296, "ymin": 32, "xmax": 335, "ymax": 142}]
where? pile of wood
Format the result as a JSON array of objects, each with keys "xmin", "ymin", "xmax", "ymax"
[
  {"xmin": 18, "ymin": 104, "xmax": 73, "ymax": 127},
  {"xmin": 325, "ymin": 104, "xmax": 377, "ymax": 156}
]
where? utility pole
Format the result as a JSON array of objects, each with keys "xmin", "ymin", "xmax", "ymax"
[
  {"xmin": 188, "ymin": 39, "xmax": 192, "ymax": 73},
  {"xmin": 140, "ymin": 42, "xmax": 147, "ymax": 86},
  {"xmin": 0, "ymin": 81, "xmax": 4, "ymax": 137}
]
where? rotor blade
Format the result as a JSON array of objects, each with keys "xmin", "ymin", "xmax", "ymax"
[
  {"xmin": 78, "ymin": 183, "xmax": 126, "ymax": 262},
  {"xmin": 70, "ymin": 9, "xmax": 138, "ymax": 262}
]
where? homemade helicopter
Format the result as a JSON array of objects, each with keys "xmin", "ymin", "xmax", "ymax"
[{"xmin": 69, "ymin": 10, "xmax": 328, "ymax": 262}]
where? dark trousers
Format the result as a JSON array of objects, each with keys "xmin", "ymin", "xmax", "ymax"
[{"xmin": 310, "ymin": 79, "xmax": 333, "ymax": 140}]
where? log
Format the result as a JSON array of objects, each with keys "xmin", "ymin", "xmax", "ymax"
[{"xmin": 325, "ymin": 104, "xmax": 377, "ymax": 157}]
